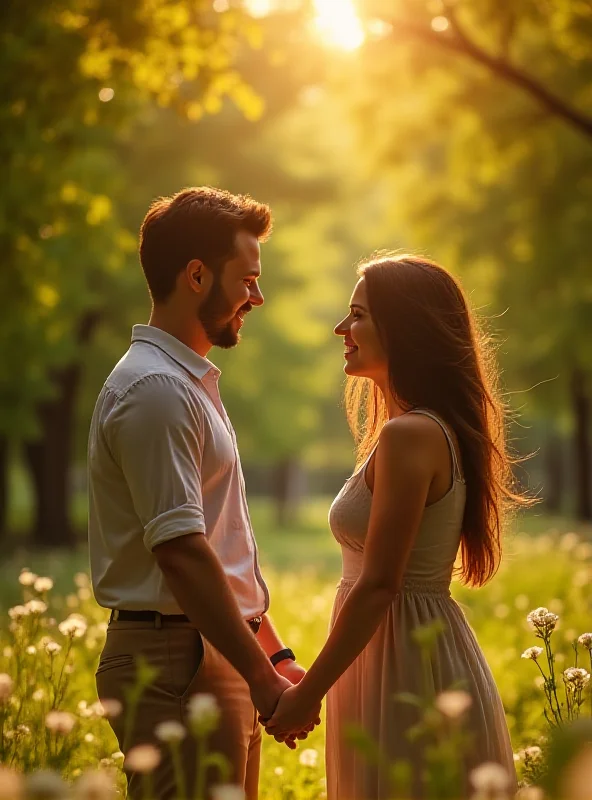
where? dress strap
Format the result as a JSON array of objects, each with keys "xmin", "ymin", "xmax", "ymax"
[{"xmin": 407, "ymin": 409, "xmax": 464, "ymax": 482}]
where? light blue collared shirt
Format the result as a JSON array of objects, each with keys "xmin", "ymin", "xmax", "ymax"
[{"xmin": 87, "ymin": 325, "xmax": 268, "ymax": 617}]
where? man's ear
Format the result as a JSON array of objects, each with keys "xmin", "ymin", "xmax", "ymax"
[{"xmin": 186, "ymin": 259, "xmax": 205, "ymax": 293}]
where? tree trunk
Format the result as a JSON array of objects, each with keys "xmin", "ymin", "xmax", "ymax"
[
  {"xmin": 23, "ymin": 311, "xmax": 100, "ymax": 548},
  {"xmin": 543, "ymin": 433, "xmax": 563, "ymax": 515},
  {"xmin": 273, "ymin": 457, "xmax": 303, "ymax": 529},
  {"xmin": 0, "ymin": 436, "xmax": 8, "ymax": 540},
  {"xmin": 571, "ymin": 368, "xmax": 592, "ymax": 521}
]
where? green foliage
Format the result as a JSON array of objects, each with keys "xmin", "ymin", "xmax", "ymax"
[
  {"xmin": 0, "ymin": 0, "xmax": 264, "ymax": 439},
  {"xmin": 1, "ymin": 518, "xmax": 591, "ymax": 795},
  {"xmin": 345, "ymin": 0, "xmax": 592, "ymax": 422}
]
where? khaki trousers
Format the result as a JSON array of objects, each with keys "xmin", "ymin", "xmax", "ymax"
[{"xmin": 96, "ymin": 619, "xmax": 261, "ymax": 800}]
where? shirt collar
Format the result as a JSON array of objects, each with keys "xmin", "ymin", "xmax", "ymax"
[{"xmin": 131, "ymin": 324, "xmax": 221, "ymax": 382}]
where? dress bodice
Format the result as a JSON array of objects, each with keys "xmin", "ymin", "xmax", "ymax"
[{"xmin": 328, "ymin": 410, "xmax": 466, "ymax": 592}]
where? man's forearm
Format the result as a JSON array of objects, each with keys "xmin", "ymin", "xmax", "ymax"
[{"xmin": 154, "ymin": 534, "xmax": 279, "ymax": 690}]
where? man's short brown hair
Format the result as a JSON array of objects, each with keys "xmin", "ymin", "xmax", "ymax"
[{"xmin": 139, "ymin": 187, "xmax": 272, "ymax": 303}]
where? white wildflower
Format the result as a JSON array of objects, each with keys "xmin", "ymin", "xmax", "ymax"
[
  {"xmin": 18, "ymin": 570, "xmax": 37, "ymax": 587},
  {"xmin": 111, "ymin": 752, "xmax": 124, "ymax": 763},
  {"xmin": 8, "ymin": 606, "xmax": 30, "ymax": 621},
  {"xmin": 98, "ymin": 698, "xmax": 122, "ymax": 718},
  {"xmin": 74, "ymin": 572, "xmax": 90, "ymax": 588},
  {"xmin": 44, "ymin": 641, "xmax": 61, "ymax": 656},
  {"xmin": 516, "ymin": 788, "xmax": 544, "ymax": 800},
  {"xmin": 16, "ymin": 725, "xmax": 30, "ymax": 737},
  {"xmin": 559, "ymin": 742, "xmax": 592, "ymax": 800},
  {"xmin": 155, "ymin": 720, "xmax": 186, "ymax": 743},
  {"xmin": 187, "ymin": 693, "xmax": 220, "ymax": 733},
  {"xmin": 2, "ymin": 647, "xmax": 12, "ymax": 658},
  {"xmin": 521, "ymin": 647, "xmax": 544, "ymax": 661},
  {"xmin": 124, "ymin": 744, "xmax": 161, "ymax": 773},
  {"xmin": 435, "ymin": 690, "xmax": 472, "ymax": 719},
  {"xmin": 274, "ymin": 767, "xmax": 284, "ymax": 776},
  {"xmin": 527, "ymin": 607, "xmax": 559, "ymax": 635},
  {"xmin": 563, "ymin": 667, "xmax": 590, "ymax": 691},
  {"xmin": 45, "ymin": 710, "xmax": 76, "ymax": 735},
  {"xmin": 470, "ymin": 762, "xmax": 511, "ymax": 792},
  {"xmin": 34, "ymin": 577, "xmax": 53, "ymax": 593},
  {"xmin": 575, "ymin": 542, "xmax": 592, "ymax": 560},
  {"xmin": 24, "ymin": 600, "xmax": 47, "ymax": 615},
  {"xmin": 84, "ymin": 733, "xmax": 95, "ymax": 743},
  {"xmin": 25, "ymin": 771, "xmax": 66, "ymax": 799},
  {"xmin": 560, "ymin": 532, "xmax": 579, "ymax": 551},
  {"xmin": 73, "ymin": 769, "xmax": 117, "ymax": 800},
  {"xmin": 211, "ymin": 786, "xmax": 245, "ymax": 800},
  {"xmin": 299, "ymin": 748, "xmax": 319, "ymax": 768},
  {"xmin": 524, "ymin": 745, "xmax": 542, "ymax": 760},
  {"xmin": 32, "ymin": 689, "xmax": 45, "ymax": 702},
  {"xmin": 26, "ymin": 646, "xmax": 36, "ymax": 656},
  {"xmin": 78, "ymin": 588, "xmax": 92, "ymax": 602},
  {"xmin": 578, "ymin": 633, "xmax": 592, "ymax": 650},
  {"xmin": 0, "ymin": 765, "xmax": 24, "ymax": 799},
  {"xmin": 0, "ymin": 674, "xmax": 14, "ymax": 703},
  {"xmin": 58, "ymin": 613, "xmax": 87, "ymax": 638}
]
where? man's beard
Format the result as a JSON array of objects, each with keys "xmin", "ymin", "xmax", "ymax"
[{"xmin": 198, "ymin": 278, "xmax": 247, "ymax": 349}]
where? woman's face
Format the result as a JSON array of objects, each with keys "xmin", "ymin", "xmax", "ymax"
[{"xmin": 334, "ymin": 277, "xmax": 387, "ymax": 380}]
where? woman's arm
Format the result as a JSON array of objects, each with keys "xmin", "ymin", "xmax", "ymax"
[{"xmin": 264, "ymin": 415, "xmax": 435, "ymax": 734}]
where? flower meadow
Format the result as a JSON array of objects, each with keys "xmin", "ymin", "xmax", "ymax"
[{"xmin": 0, "ymin": 527, "xmax": 591, "ymax": 799}]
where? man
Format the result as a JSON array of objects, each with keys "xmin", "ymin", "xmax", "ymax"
[{"xmin": 88, "ymin": 187, "xmax": 320, "ymax": 799}]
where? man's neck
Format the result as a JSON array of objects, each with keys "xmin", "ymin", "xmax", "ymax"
[{"xmin": 148, "ymin": 308, "xmax": 211, "ymax": 358}]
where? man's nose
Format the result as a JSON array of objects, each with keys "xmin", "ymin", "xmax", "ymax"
[{"xmin": 250, "ymin": 284, "xmax": 264, "ymax": 307}]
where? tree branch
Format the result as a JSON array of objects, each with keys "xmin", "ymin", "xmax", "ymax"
[{"xmin": 386, "ymin": 17, "xmax": 592, "ymax": 140}]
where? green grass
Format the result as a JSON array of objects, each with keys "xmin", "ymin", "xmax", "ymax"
[{"xmin": 1, "ymin": 501, "xmax": 592, "ymax": 797}]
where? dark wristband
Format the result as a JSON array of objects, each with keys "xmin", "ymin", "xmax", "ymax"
[{"xmin": 270, "ymin": 648, "xmax": 296, "ymax": 666}]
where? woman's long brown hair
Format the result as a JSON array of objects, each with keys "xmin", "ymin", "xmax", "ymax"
[{"xmin": 345, "ymin": 254, "xmax": 531, "ymax": 588}]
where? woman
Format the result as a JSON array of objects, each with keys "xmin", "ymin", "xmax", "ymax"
[{"xmin": 265, "ymin": 255, "xmax": 525, "ymax": 799}]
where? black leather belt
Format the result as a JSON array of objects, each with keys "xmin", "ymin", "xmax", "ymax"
[{"xmin": 109, "ymin": 609, "xmax": 262, "ymax": 634}]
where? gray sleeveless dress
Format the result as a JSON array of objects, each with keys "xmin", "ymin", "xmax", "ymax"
[{"xmin": 326, "ymin": 410, "xmax": 516, "ymax": 799}]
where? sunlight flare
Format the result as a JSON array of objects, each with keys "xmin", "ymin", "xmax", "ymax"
[{"xmin": 313, "ymin": 0, "xmax": 365, "ymax": 51}]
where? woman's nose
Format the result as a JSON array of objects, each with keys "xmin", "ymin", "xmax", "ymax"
[{"xmin": 334, "ymin": 316, "xmax": 350, "ymax": 336}]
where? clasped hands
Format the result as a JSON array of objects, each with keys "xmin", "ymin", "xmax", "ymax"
[{"xmin": 261, "ymin": 661, "xmax": 322, "ymax": 748}]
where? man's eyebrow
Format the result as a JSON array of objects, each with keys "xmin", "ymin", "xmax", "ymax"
[
  {"xmin": 245, "ymin": 269, "xmax": 261, "ymax": 278},
  {"xmin": 350, "ymin": 303, "xmax": 366, "ymax": 311}
]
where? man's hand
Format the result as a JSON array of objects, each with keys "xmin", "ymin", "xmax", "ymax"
[
  {"xmin": 250, "ymin": 673, "xmax": 291, "ymax": 721},
  {"xmin": 262, "ymin": 685, "xmax": 322, "ymax": 739},
  {"xmin": 275, "ymin": 660, "xmax": 306, "ymax": 685}
]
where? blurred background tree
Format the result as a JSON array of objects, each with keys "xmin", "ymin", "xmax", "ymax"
[{"xmin": 1, "ymin": 0, "xmax": 591, "ymax": 546}]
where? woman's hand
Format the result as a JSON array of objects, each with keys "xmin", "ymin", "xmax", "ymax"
[{"xmin": 262, "ymin": 685, "xmax": 322, "ymax": 738}]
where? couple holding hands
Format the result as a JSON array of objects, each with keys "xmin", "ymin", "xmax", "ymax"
[{"xmin": 89, "ymin": 187, "xmax": 517, "ymax": 799}]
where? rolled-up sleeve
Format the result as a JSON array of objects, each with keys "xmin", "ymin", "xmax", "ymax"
[{"xmin": 104, "ymin": 373, "xmax": 206, "ymax": 552}]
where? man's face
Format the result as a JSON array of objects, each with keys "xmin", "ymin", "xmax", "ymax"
[{"xmin": 198, "ymin": 229, "xmax": 264, "ymax": 349}]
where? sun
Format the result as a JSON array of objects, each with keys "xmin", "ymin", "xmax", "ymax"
[{"xmin": 313, "ymin": 0, "xmax": 365, "ymax": 51}]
